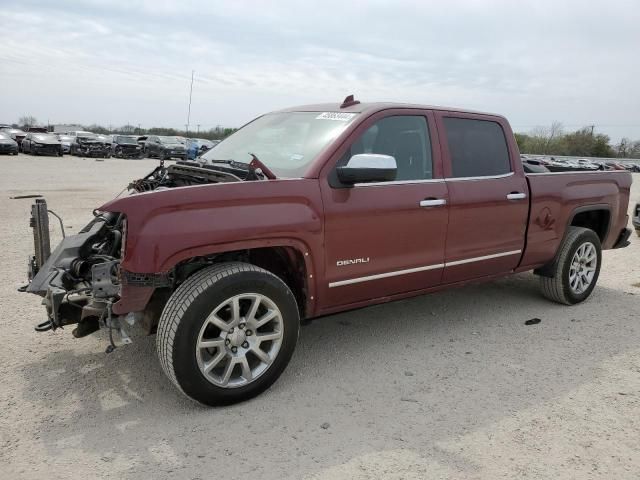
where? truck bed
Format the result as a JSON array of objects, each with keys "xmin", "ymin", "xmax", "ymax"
[{"xmin": 520, "ymin": 170, "xmax": 632, "ymax": 270}]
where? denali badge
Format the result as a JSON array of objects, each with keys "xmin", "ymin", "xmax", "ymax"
[{"xmin": 336, "ymin": 257, "xmax": 370, "ymax": 266}]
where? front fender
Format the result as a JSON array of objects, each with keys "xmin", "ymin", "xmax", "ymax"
[{"xmin": 102, "ymin": 179, "xmax": 324, "ymax": 312}]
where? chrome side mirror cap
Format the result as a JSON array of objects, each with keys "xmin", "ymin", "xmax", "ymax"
[{"xmin": 337, "ymin": 154, "xmax": 397, "ymax": 184}]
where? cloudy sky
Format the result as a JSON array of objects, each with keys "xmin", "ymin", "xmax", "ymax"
[{"xmin": 1, "ymin": 0, "xmax": 639, "ymax": 140}]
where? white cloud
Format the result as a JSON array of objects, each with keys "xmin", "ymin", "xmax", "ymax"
[{"xmin": 0, "ymin": 0, "xmax": 639, "ymax": 139}]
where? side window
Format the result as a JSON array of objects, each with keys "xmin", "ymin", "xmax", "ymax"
[
  {"xmin": 443, "ymin": 117, "xmax": 511, "ymax": 178},
  {"xmin": 342, "ymin": 116, "xmax": 432, "ymax": 181}
]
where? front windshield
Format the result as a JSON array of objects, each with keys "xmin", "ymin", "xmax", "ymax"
[
  {"xmin": 200, "ymin": 111, "xmax": 359, "ymax": 177},
  {"xmin": 160, "ymin": 136, "xmax": 182, "ymax": 144},
  {"xmin": 116, "ymin": 135, "xmax": 137, "ymax": 144},
  {"xmin": 0, "ymin": 132, "xmax": 9, "ymax": 140}
]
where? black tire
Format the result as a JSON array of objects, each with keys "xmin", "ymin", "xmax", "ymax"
[
  {"xmin": 157, "ymin": 262, "xmax": 300, "ymax": 406},
  {"xmin": 539, "ymin": 226, "xmax": 602, "ymax": 305}
]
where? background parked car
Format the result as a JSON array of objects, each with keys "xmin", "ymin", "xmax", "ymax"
[
  {"xmin": 521, "ymin": 156, "xmax": 550, "ymax": 173},
  {"xmin": 95, "ymin": 134, "xmax": 112, "ymax": 156},
  {"xmin": 0, "ymin": 132, "xmax": 19, "ymax": 155},
  {"xmin": 111, "ymin": 135, "xmax": 142, "ymax": 158},
  {"xmin": 56, "ymin": 134, "xmax": 74, "ymax": 154},
  {"xmin": 137, "ymin": 135, "xmax": 149, "ymax": 152},
  {"xmin": 25, "ymin": 127, "xmax": 49, "ymax": 133},
  {"xmin": 144, "ymin": 135, "xmax": 186, "ymax": 160},
  {"xmin": 0, "ymin": 128, "xmax": 27, "ymax": 150},
  {"xmin": 69, "ymin": 133, "xmax": 110, "ymax": 158},
  {"xmin": 21, "ymin": 133, "xmax": 63, "ymax": 156},
  {"xmin": 186, "ymin": 138, "xmax": 219, "ymax": 160}
]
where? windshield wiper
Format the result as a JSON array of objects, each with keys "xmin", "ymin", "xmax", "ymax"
[{"xmin": 207, "ymin": 156, "xmax": 276, "ymax": 180}]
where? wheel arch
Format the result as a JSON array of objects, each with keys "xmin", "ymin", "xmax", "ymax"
[
  {"xmin": 568, "ymin": 205, "xmax": 611, "ymax": 243},
  {"xmin": 534, "ymin": 205, "xmax": 609, "ymax": 278},
  {"xmin": 136, "ymin": 240, "xmax": 316, "ymax": 332}
]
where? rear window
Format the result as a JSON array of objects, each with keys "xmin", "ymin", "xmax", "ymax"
[{"xmin": 443, "ymin": 118, "xmax": 511, "ymax": 177}]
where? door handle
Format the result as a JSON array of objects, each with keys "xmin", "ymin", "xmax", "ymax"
[
  {"xmin": 419, "ymin": 199, "xmax": 447, "ymax": 207},
  {"xmin": 506, "ymin": 193, "xmax": 526, "ymax": 200}
]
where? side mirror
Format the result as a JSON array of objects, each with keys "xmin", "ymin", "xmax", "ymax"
[{"xmin": 337, "ymin": 154, "xmax": 397, "ymax": 185}]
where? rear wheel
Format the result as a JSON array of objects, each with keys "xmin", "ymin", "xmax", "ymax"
[
  {"xmin": 157, "ymin": 262, "xmax": 300, "ymax": 406},
  {"xmin": 539, "ymin": 226, "xmax": 601, "ymax": 305}
]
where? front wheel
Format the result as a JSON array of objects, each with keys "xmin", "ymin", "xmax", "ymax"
[
  {"xmin": 539, "ymin": 226, "xmax": 602, "ymax": 305},
  {"xmin": 156, "ymin": 262, "xmax": 300, "ymax": 406}
]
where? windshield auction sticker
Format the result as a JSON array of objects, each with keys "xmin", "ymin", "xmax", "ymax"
[{"xmin": 315, "ymin": 112, "xmax": 357, "ymax": 121}]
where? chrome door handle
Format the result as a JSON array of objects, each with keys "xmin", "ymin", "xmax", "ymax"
[
  {"xmin": 506, "ymin": 193, "xmax": 526, "ymax": 200},
  {"xmin": 419, "ymin": 199, "xmax": 447, "ymax": 207}
]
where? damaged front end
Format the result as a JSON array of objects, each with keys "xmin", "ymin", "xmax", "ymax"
[
  {"xmin": 23, "ymin": 160, "xmax": 265, "ymax": 345},
  {"xmin": 74, "ymin": 137, "xmax": 110, "ymax": 158},
  {"xmin": 25, "ymin": 198, "xmax": 126, "ymax": 340}
]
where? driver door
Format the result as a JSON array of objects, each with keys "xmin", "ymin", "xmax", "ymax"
[{"xmin": 319, "ymin": 110, "xmax": 449, "ymax": 308}]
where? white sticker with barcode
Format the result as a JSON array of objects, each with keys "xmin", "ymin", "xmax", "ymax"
[{"xmin": 315, "ymin": 112, "xmax": 356, "ymax": 121}]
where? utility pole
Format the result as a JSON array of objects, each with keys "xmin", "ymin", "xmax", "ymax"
[
  {"xmin": 137, "ymin": 123, "xmax": 141, "ymax": 134},
  {"xmin": 197, "ymin": 124, "xmax": 200, "ymax": 134},
  {"xmin": 589, "ymin": 125, "xmax": 595, "ymax": 136},
  {"xmin": 186, "ymin": 70, "xmax": 194, "ymax": 135}
]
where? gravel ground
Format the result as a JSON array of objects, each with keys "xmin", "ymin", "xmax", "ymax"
[{"xmin": 0, "ymin": 154, "xmax": 638, "ymax": 479}]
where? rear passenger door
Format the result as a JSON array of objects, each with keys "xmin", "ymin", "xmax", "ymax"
[{"xmin": 436, "ymin": 112, "xmax": 529, "ymax": 283}]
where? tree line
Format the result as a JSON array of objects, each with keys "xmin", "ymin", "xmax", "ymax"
[
  {"xmin": 15, "ymin": 116, "xmax": 237, "ymax": 141},
  {"xmin": 84, "ymin": 124, "xmax": 238, "ymax": 141},
  {"xmin": 514, "ymin": 122, "xmax": 640, "ymax": 159}
]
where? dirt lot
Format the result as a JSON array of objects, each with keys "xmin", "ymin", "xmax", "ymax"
[{"xmin": 0, "ymin": 154, "xmax": 638, "ymax": 479}]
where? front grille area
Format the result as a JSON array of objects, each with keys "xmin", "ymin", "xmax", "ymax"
[
  {"xmin": 0, "ymin": 144, "xmax": 16, "ymax": 152},
  {"xmin": 35, "ymin": 145, "xmax": 59, "ymax": 155}
]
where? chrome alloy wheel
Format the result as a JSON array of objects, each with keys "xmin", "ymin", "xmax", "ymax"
[
  {"xmin": 569, "ymin": 242, "xmax": 597, "ymax": 294},
  {"xmin": 196, "ymin": 293, "xmax": 284, "ymax": 388}
]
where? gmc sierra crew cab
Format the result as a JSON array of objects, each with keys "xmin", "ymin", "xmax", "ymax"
[{"xmin": 24, "ymin": 97, "xmax": 633, "ymax": 405}]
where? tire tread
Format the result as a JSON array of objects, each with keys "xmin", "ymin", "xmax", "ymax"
[
  {"xmin": 156, "ymin": 262, "xmax": 280, "ymax": 399},
  {"xmin": 539, "ymin": 226, "xmax": 596, "ymax": 305}
]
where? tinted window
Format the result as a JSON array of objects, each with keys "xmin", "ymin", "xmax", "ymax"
[
  {"xmin": 443, "ymin": 118, "xmax": 511, "ymax": 177},
  {"xmin": 342, "ymin": 116, "xmax": 432, "ymax": 181}
]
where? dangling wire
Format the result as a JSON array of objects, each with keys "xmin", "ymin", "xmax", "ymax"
[{"xmin": 47, "ymin": 209, "xmax": 66, "ymax": 238}]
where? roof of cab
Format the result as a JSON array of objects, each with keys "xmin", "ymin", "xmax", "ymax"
[{"xmin": 276, "ymin": 101, "xmax": 504, "ymax": 119}]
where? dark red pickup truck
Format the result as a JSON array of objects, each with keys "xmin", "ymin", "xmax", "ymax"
[{"xmin": 25, "ymin": 98, "xmax": 632, "ymax": 405}]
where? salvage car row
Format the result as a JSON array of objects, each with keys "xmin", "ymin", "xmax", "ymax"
[
  {"xmin": 0, "ymin": 127, "xmax": 220, "ymax": 160},
  {"xmin": 521, "ymin": 154, "xmax": 640, "ymax": 173}
]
